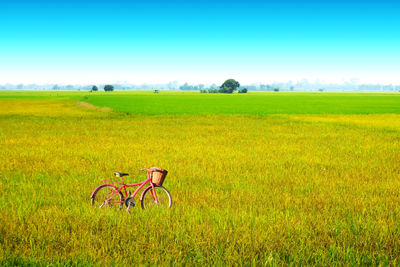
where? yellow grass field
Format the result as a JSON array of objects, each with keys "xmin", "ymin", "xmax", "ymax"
[{"xmin": 1, "ymin": 96, "xmax": 400, "ymax": 265}]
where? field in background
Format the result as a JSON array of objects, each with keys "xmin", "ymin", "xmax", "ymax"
[
  {"xmin": 1, "ymin": 91, "xmax": 400, "ymax": 265},
  {"xmin": 1, "ymin": 90, "xmax": 399, "ymax": 114},
  {"xmin": 86, "ymin": 91, "xmax": 400, "ymax": 115}
]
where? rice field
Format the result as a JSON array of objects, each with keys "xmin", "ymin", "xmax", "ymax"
[{"xmin": 0, "ymin": 91, "xmax": 400, "ymax": 265}]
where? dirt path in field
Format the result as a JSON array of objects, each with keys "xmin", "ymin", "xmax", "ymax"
[{"xmin": 76, "ymin": 101, "xmax": 113, "ymax": 112}]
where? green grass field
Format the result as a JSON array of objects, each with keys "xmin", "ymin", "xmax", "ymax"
[
  {"xmin": 85, "ymin": 91, "xmax": 400, "ymax": 115},
  {"xmin": 1, "ymin": 91, "xmax": 400, "ymax": 265}
]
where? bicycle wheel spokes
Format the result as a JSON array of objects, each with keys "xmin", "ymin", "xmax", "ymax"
[
  {"xmin": 141, "ymin": 186, "xmax": 172, "ymax": 210},
  {"xmin": 91, "ymin": 185, "xmax": 124, "ymax": 210}
]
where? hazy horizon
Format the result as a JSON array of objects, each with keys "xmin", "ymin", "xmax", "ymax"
[{"xmin": 2, "ymin": 79, "xmax": 400, "ymax": 92}]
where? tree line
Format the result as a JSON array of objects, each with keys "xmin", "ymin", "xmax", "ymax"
[
  {"xmin": 91, "ymin": 85, "xmax": 114, "ymax": 92},
  {"xmin": 90, "ymin": 79, "xmax": 247, "ymax": 93},
  {"xmin": 199, "ymin": 79, "xmax": 247, "ymax": 94}
]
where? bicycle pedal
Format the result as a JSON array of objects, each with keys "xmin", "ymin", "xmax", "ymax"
[{"xmin": 124, "ymin": 197, "xmax": 135, "ymax": 209}]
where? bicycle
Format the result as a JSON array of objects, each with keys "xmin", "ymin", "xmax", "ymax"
[{"xmin": 90, "ymin": 168, "xmax": 172, "ymax": 213}]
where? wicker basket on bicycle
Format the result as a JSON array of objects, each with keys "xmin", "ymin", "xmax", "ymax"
[{"xmin": 150, "ymin": 167, "xmax": 168, "ymax": 186}]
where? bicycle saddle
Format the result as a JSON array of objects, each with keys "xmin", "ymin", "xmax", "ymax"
[{"xmin": 114, "ymin": 172, "xmax": 129, "ymax": 177}]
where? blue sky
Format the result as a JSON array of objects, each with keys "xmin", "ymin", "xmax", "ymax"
[{"xmin": 1, "ymin": 0, "xmax": 399, "ymax": 84}]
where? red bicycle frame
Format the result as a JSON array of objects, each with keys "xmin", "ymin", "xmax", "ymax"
[{"xmin": 90, "ymin": 169, "xmax": 160, "ymax": 204}]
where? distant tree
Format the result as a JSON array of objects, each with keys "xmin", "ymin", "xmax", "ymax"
[
  {"xmin": 209, "ymin": 83, "xmax": 218, "ymax": 90},
  {"xmin": 274, "ymin": 88, "xmax": 279, "ymax": 92},
  {"xmin": 318, "ymin": 88, "xmax": 324, "ymax": 92},
  {"xmin": 52, "ymin": 84, "xmax": 59, "ymax": 90},
  {"xmin": 238, "ymin": 88, "xmax": 248, "ymax": 93},
  {"xmin": 219, "ymin": 79, "xmax": 240, "ymax": 93},
  {"xmin": 208, "ymin": 89, "xmax": 218, "ymax": 93},
  {"xmin": 167, "ymin": 81, "xmax": 179, "ymax": 90},
  {"xmin": 104, "ymin": 84, "xmax": 114, "ymax": 92},
  {"xmin": 92, "ymin": 85, "xmax": 98, "ymax": 92},
  {"xmin": 180, "ymin": 83, "xmax": 194, "ymax": 90},
  {"xmin": 179, "ymin": 83, "xmax": 206, "ymax": 91},
  {"xmin": 154, "ymin": 90, "xmax": 159, "ymax": 93}
]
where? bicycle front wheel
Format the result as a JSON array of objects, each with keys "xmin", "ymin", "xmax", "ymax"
[
  {"xmin": 91, "ymin": 184, "xmax": 124, "ymax": 210},
  {"xmin": 141, "ymin": 186, "xmax": 172, "ymax": 210}
]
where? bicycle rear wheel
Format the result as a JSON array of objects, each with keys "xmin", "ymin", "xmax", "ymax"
[
  {"xmin": 91, "ymin": 184, "xmax": 124, "ymax": 210},
  {"xmin": 141, "ymin": 186, "xmax": 172, "ymax": 210}
]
